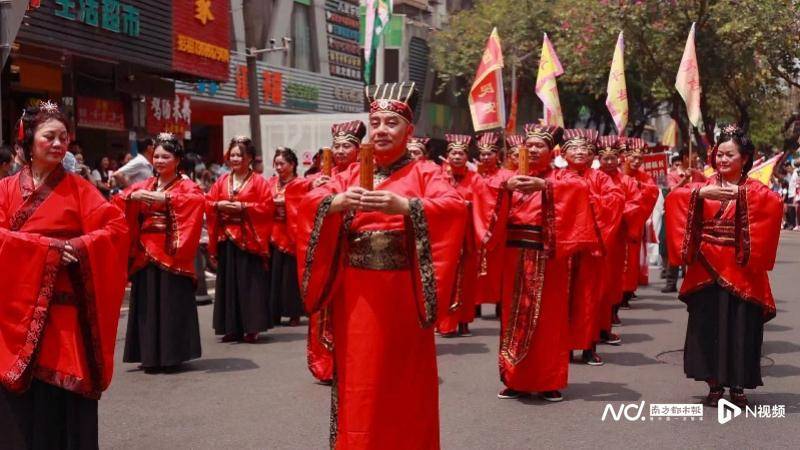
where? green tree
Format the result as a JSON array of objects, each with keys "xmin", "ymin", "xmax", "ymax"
[{"xmin": 430, "ymin": 0, "xmax": 800, "ymax": 149}]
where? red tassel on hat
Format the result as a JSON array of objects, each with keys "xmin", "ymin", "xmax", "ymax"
[{"xmin": 17, "ymin": 120, "xmax": 24, "ymax": 142}]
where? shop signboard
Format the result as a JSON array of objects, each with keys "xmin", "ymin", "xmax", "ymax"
[
  {"xmin": 18, "ymin": 1, "xmax": 172, "ymax": 71},
  {"xmin": 77, "ymin": 97, "xmax": 126, "ymax": 131},
  {"xmin": 172, "ymin": 0, "xmax": 231, "ymax": 81},
  {"xmin": 146, "ymin": 93, "xmax": 192, "ymax": 135}
]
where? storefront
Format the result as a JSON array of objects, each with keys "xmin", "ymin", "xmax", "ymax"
[
  {"xmin": 177, "ymin": 53, "xmax": 366, "ymax": 163},
  {"xmin": 4, "ymin": 0, "xmax": 230, "ymax": 165}
]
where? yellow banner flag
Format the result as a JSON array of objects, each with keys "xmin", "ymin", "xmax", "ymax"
[
  {"xmin": 535, "ymin": 33, "xmax": 564, "ymax": 127},
  {"xmin": 675, "ymin": 23, "xmax": 702, "ymax": 128},
  {"xmin": 660, "ymin": 119, "xmax": 678, "ymax": 148},
  {"xmin": 748, "ymin": 154, "xmax": 781, "ymax": 185},
  {"xmin": 606, "ymin": 31, "xmax": 628, "ymax": 135}
]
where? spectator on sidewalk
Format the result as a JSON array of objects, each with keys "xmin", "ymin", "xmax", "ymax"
[{"xmin": 113, "ymin": 138, "xmax": 155, "ymax": 188}]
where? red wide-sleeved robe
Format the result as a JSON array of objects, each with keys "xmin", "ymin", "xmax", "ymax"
[
  {"xmin": 0, "ymin": 166, "xmax": 129, "ymax": 399},
  {"xmin": 622, "ymin": 169, "xmax": 659, "ymax": 291},
  {"xmin": 286, "ymin": 169, "xmax": 346, "ymax": 383},
  {"xmin": 597, "ymin": 170, "xmax": 648, "ymax": 333},
  {"xmin": 665, "ymin": 176, "xmax": 782, "ymax": 320},
  {"xmin": 562, "ymin": 167, "xmax": 624, "ymax": 349},
  {"xmin": 206, "ymin": 172, "xmax": 274, "ymax": 263},
  {"xmin": 296, "ymin": 157, "xmax": 466, "ymax": 449},
  {"xmin": 498, "ymin": 168, "xmax": 598, "ymax": 392},
  {"xmin": 476, "ymin": 166, "xmax": 514, "ymax": 304},
  {"xmin": 117, "ymin": 176, "xmax": 205, "ymax": 279},
  {"xmin": 436, "ymin": 168, "xmax": 494, "ymax": 334}
]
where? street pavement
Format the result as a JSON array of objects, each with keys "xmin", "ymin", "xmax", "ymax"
[{"xmin": 101, "ymin": 232, "xmax": 800, "ymax": 449}]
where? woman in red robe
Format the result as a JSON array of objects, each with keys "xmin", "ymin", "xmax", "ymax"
[
  {"xmin": 303, "ymin": 120, "xmax": 366, "ymax": 384},
  {"xmin": 268, "ymin": 148, "xmax": 305, "ymax": 327},
  {"xmin": 206, "ymin": 136, "xmax": 274, "ymax": 343},
  {"xmin": 120, "ymin": 133, "xmax": 205, "ymax": 373},
  {"xmin": 596, "ymin": 136, "xmax": 649, "ymax": 343},
  {"xmin": 666, "ymin": 125, "xmax": 782, "ymax": 407},
  {"xmin": 620, "ymin": 138, "xmax": 659, "ymax": 306},
  {"xmin": 437, "ymin": 134, "xmax": 491, "ymax": 338},
  {"xmin": 496, "ymin": 124, "xmax": 598, "ymax": 402},
  {"xmin": 0, "ymin": 102, "xmax": 129, "ymax": 448},
  {"xmin": 475, "ymin": 132, "xmax": 515, "ymax": 312},
  {"xmin": 296, "ymin": 82, "xmax": 465, "ymax": 449},
  {"xmin": 559, "ymin": 129, "xmax": 625, "ymax": 366}
]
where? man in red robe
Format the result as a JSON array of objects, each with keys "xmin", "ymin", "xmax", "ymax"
[
  {"xmin": 437, "ymin": 134, "xmax": 494, "ymax": 337},
  {"xmin": 296, "ymin": 82, "xmax": 466, "ymax": 449},
  {"xmin": 620, "ymin": 138, "xmax": 659, "ymax": 307},
  {"xmin": 475, "ymin": 131, "xmax": 514, "ymax": 314},
  {"xmin": 596, "ymin": 136, "xmax": 653, "ymax": 342},
  {"xmin": 559, "ymin": 129, "xmax": 625, "ymax": 366},
  {"xmin": 407, "ymin": 136, "xmax": 430, "ymax": 161},
  {"xmin": 496, "ymin": 123, "xmax": 598, "ymax": 401}
]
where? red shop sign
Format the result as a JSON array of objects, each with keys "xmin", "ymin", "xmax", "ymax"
[
  {"xmin": 146, "ymin": 94, "xmax": 192, "ymax": 135},
  {"xmin": 172, "ymin": 0, "xmax": 231, "ymax": 81},
  {"xmin": 77, "ymin": 97, "xmax": 125, "ymax": 131}
]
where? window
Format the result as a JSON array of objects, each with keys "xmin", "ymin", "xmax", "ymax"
[{"xmin": 291, "ymin": 2, "xmax": 316, "ymax": 72}]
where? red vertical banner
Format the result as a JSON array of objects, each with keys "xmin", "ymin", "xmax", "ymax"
[{"xmin": 468, "ymin": 27, "xmax": 505, "ymax": 132}]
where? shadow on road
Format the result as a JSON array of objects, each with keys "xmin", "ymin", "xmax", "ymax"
[
  {"xmin": 599, "ymin": 351, "xmax": 661, "ymax": 366},
  {"xmin": 617, "ymin": 333, "xmax": 654, "ymax": 344},
  {"xmin": 184, "ymin": 358, "xmax": 260, "ymax": 373},
  {"xmin": 562, "ymin": 381, "xmax": 643, "ymax": 402},
  {"xmin": 763, "ymin": 364, "xmax": 800, "ymax": 378},
  {"xmin": 260, "ymin": 332, "xmax": 308, "ymax": 343},
  {"xmin": 628, "ymin": 302, "xmax": 684, "ymax": 311},
  {"xmin": 436, "ymin": 342, "xmax": 490, "ymax": 356},
  {"xmin": 618, "ymin": 317, "xmax": 672, "ymax": 326},
  {"xmin": 763, "ymin": 341, "xmax": 800, "ymax": 355}
]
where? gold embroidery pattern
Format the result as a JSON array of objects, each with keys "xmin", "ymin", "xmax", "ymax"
[
  {"xmin": 374, "ymin": 155, "xmax": 413, "ymax": 186},
  {"xmin": 347, "ymin": 230, "xmax": 410, "ymax": 270},
  {"xmin": 407, "ymin": 198, "xmax": 438, "ymax": 327},
  {"xmin": 329, "ymin": 374, "xmax": 339, "ymax": 449},
  {"xmin": 499, "ymin": 248, "xmax": 547, "ymax": 366},
  {"xmin": 680, "ymin": 188, "xmax": 704, "ymax": 264},
  {"xmin": 301, "ymin": 195, "xmax": 335, "ymax": 299},
  {"xmin": 735, "ymin": 185, "xmax": 751, "ymax": 265}
]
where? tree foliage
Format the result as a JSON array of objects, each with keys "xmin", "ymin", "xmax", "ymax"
[{"xmin": 430, "ymin": 0, "xmax": 800, "ymax": 149}]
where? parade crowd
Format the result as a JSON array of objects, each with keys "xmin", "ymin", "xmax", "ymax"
[{"xmin": 0, "ymin": 86, "xmax": 784, "ymax": 450}]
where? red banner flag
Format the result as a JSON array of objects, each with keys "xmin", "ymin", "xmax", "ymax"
[{"xmin": 469, "ymin": 28, "xmax": 505, "ymax": 132}]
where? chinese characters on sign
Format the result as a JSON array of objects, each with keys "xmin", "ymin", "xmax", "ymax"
[
  {"xmin": 77, "ymin": 97, "xmax": 126, "ymax": 131},
  {"xmin": 642, "ymin": 152, "xmax": 669, "ymax": 187},
  {"xmin": 326, "ymin": 0, "xmax": 361, "ymax": 81},
  {"xmin": 173, "ymin": 0, "xmax": 231, "ymax": 81},
  {"xmin": 147, "ymin": 94, "xmax": 192, "ymax": 136},
  {"xmin": 54, "ymin": 0, "xmax": 140, "ymax": 37}
]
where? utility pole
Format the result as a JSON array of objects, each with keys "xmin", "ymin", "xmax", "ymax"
[
  {"xmin": 242, "ymin": 37, "xmax": 291, "ymax": 161},
  {"xmin": 0, "ymin": 0, "xmax": 30, "ymax": 144}
]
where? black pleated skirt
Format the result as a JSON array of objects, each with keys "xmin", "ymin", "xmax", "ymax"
[
  {"xmin": 0, "ymin": 381, "xmax": 97, "ymax": 450},
  {"xmin": 269, "ymin": 245, "xmax": 304, "ymax": 321},
  {"xmin": 683, "ymin": 283, "xmax": 764, "ymax": 389},
  {"xmin": 213, "ymin": 241, "xmax": 273, "ymax": 335},
  {"xmin": 123, "ymin": 264, "xmax": 202, "ymax": 368}
]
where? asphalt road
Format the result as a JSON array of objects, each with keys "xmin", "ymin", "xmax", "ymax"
[{"xmin": 101, "ymin": 232, "xmax": 800, "ymax": 449}]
